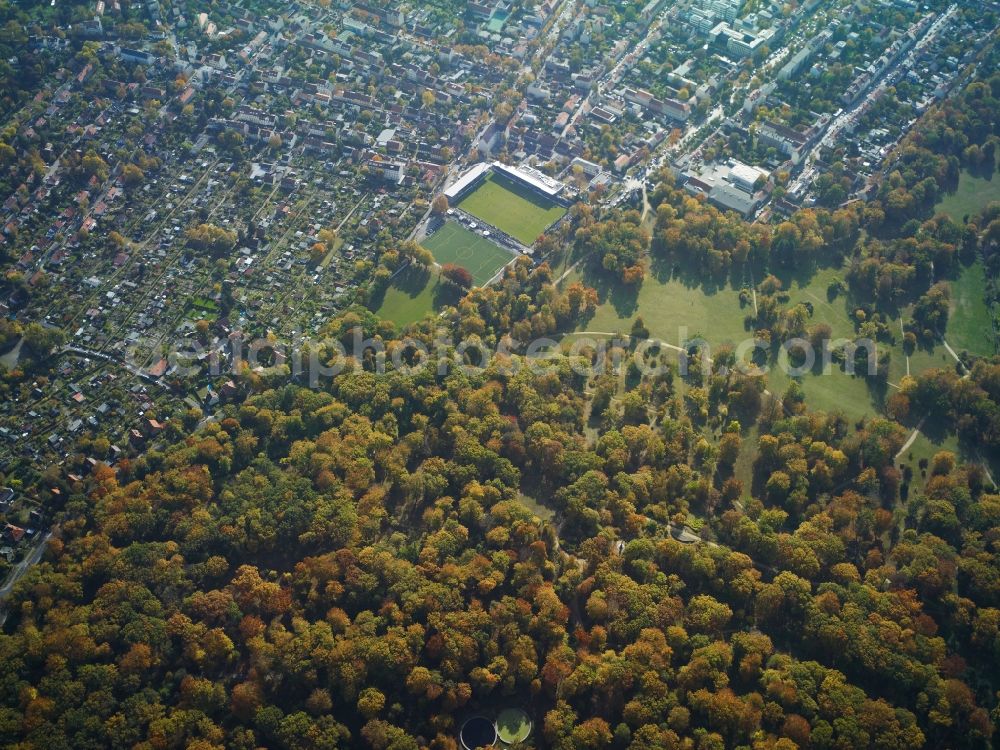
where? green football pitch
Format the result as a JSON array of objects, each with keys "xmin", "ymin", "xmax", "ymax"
[
  {"xmin": 457, "ymin": 172, "xmax": 566, "ymax": 245},
  {"xmin": 421, "ymin": 221, "xmax": 516, "ymax": 286}
]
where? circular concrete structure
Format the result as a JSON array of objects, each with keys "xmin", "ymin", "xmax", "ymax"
[
  {"xmin": 496, "ymin": 708, "xmax": 532, "ymax": 745},
  {"xmin": 460, "ymin": 715, "xmax": 497, "ymax": 750}
]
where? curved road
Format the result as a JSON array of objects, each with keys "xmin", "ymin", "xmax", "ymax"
[{"xmin": 0, "ymin": 530, "xmax": 53, "ymax": 626}]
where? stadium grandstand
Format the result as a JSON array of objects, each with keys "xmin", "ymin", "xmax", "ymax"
[
  {"xmin": 442, "ymin": 161, "xmax": 569, "ymax": 205},
  {"xmin": 442, "ymin": 162, "xmax": 492, "ymax": 202},
  {"xmin": 491, "ymin": 162, "xmax": 566, "ymax": 203}
]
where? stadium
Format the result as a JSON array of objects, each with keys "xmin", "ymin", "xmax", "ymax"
[
  {"xmin": 440, "ymin": 161, "xmax": 570, "ymax": 246},
  {"xmin": 417, "ymin": 161, "xmax": 570, "ymax": 288},
  {"xmin": 443, "ymin": 161, "xmax": 569, "ymax": 207},
  {"xmin": 421, "ymin": 219, "xmax": 517, "ymax": 287}
]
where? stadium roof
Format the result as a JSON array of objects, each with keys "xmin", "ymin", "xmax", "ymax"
[
  {"xmin": 443, "ymin": 162, "xmax": 491, "ymax": 200},
  {"xmin": 491, "ymin": 161, "xmax": 564, "ymax": 198}
]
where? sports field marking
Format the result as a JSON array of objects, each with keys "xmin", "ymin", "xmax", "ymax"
[
  {"xmin": 421, "ymin": 221, "xmax": 516, "ymax": 286},
  {"xmin": 457, "ymin": 172, "xmax": 566, "ymax": 245}
]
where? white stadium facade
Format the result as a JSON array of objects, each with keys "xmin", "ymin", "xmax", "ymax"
[{"xmin": 442, "ymin": 161, "xmax": 570, "ymax": 206}]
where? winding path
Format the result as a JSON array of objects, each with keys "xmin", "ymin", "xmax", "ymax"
[
  {"xmin": 941, "ymin": 338, "xmax": 966, "ymax": 372},
  {"xmin": 895, "ymin": 417, "xmax": 926, "ymax": 461},
  {"xmin": 571, "ymin": 331, "xmax": 688, "ymax": 354}
]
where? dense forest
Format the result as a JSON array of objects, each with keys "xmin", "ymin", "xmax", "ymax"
[
  {"xmin": 1, "ymin": 37, "xmax": 1000, "ymax": 750},
  {"xmin": 1, "ymin": 270, "xmax": 999, "ymax": 749}
]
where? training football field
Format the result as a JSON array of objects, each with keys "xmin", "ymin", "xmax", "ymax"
[
  {"xmin": 457, "ymin": 173, "xmax": 566, "ymax": 245},
  {"xmin": 421, "ymin": 221, "xmax": 516, "ymax": 286}
]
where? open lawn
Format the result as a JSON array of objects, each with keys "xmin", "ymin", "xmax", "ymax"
[
  {"xmin": 516, "ymin": 493, "xmax": 555, "ymax": 521},
  {"xmin": 561, "ymin": 255, "xmax": 993, "ymax": 422},
  {"xmin": 885, "ymin": 260, "xmax": 998, "ymax": 380},
  {"xmin": 894, "ymin": 344, "xmax": 958, "ymax": 383},
  {"xmin": 422, "ymin": 221, "xmax": 516, "ymax": 286},
  {"xmin": 564, "ymin": 267, "xmax": 750, "ymax": 347},
  {"xmin": 896, "ymin": 429, "xmax": 962, "ymax": 494},
  {"xmin": 371, "ymin": 266, "xmax": 460, "ymax": 327},
  {"xmin": 777, "ymin": 265, "xmax": 857, "ymax": 340},
  {"xmin": 565, "ymin": 260, "xmax": 888, "ymax": 422},
  {"xmin": 769, "ymin": 261, "xmax": 990, "ymax": 386},
  {"xmin": 947, "ymin": 261, "xmax": 996, "ymax": 358},
  {"xmin": 733, "ymin": 422, "xmax": 760, "ymax": 500},
  {"xmin": 768, "ymin": 364, "xmax": 880, "ymax": 421},
  {"xmin": 934, "ymin": 169, "xmax": 1000, "ymax": 222},
  {"xmin": 457, "ymin": 173, "xmax": 566, "ymax": 245}
]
